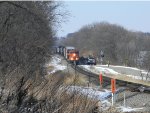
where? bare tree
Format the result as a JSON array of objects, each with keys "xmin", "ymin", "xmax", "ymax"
[{"xmin": 0, "ymin": 1, "xmax": 69, "ymax": 112}]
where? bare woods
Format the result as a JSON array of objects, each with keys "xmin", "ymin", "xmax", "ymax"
[{"xmin": 0, "ymin": 1, "xmax": 81, "ymax": 113}]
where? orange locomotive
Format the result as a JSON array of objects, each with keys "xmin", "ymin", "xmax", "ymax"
[{"xmin": 68, "ymin": 49, "xmax": 79, "ymax": 63}]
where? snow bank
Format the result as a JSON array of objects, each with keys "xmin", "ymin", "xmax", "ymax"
[{"xmin": 46, "ymin": 55, "xmax": 66, "ymax": 74}]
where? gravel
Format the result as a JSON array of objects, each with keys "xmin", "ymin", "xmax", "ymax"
[{"xmin": 113, "ymin": 90, "xmax": 150, "ymax": 112}]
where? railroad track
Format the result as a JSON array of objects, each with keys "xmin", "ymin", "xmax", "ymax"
[{"xmin": 69, "ymin": 62, "xmax": 150, "ymax": 93}]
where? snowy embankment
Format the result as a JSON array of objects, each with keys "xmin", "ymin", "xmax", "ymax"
[
  {"xmin": 65, "ymin": 86, "xmax": 112, "ymax": 110},
  {"xmin": 65, "ymin": 86, "xmax": 144, "ymax": 112},
  {"xmin": 79, "ymin": 65, "xmax": 150, "ymax": 81},
  {"xmin": 67, "ymin": 86, "xmax": 112, "ymax": 101},
  {"xmin": 46, "ymin": 55, "xmax": 66, "ymax": 74}
]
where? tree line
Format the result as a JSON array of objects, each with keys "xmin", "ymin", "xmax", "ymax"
[
  {"xmin": 0, "ymin": 1, "xmax": 68, "ymax": 112},
  {"xmin": 61, "ymin": 22, "xmax": 150, "ymax": 69}
]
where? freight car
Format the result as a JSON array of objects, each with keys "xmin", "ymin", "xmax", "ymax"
[
  {"xmin": 56, "ymin": 46, "xmax": 64, "ymax": 54},
  {"xmin": 52, "ymin": 46, "xmax": 58, "ymax": 54},
  {"xmin": 55, "ymin": 46, "xmax": 79, "ymax": 64}
]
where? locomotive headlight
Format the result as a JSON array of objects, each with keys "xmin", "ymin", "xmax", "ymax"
[{"xmin": 73, "ymin": 53, "xmax": 76, "ymax": 56}]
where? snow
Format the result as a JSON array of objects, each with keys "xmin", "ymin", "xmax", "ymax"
[
  {"xmin": 97, "ymin": 65, "xmax": 141, "ymax": 71},
  {"xmin": 67, "ymin": 86, "xmax": 125, "ymax": 101},
  {"xmin": 79, "ymin": 65, "xmax": 120, "ymax": 75},
  {"xmin": 46, "ymin": 55, "xmax": 66, "ymax": 74},
  {"xmin": 79, "ymin": 65, "xmax": 150, "ymax": 81},
  {"xmin": 95, "ymin": 66, "xmax": 120, "ymax": 75},
  {"xmin": 65, "ymin": 86, "xmax": 112, "ymax": 110},
  {"xmin": 59, "ymin": 86, "xmax": 112, "ymax": 110},
  {"xmin": 102, "ymin": 65, "xmax": 149, "ymax": 75},
  {"xmin": 66, "ymin": 86, "xmax": 127, "ymax": 111},
  {"xmin": 117, "ymin": 106, "xmax": 143, "ymax": 112},
  {"xmin": 68, "ymin": 86, "xmax": 112, "ymax": 101}
]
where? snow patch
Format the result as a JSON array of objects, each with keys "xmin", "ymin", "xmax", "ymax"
[
  {"xmin": 67, "ymin": 86, "xmax": 112, "ymax": 101},
  {"xmin": 117, "ymin": 106, "xmax": 143, "ymax": 112},
  {"xmin": 95, "ymin": 66, "xmax": 120, "ymax": 75},
  {"xmin": 97, "ymin": 65, "xmax": 140, "ymax": 71},
  {"xmin": 59, "ymin": 86, "xmax": 112, "ymax": 111},
  {"xmin": 80, "ymin": 65, "xmax": 150, "ymax": 81},
  {"xmin": 79, "ymin": 65, "xmax": 120, "ymax": 75},
  {"xmin": 46, "ymin": 55, "xmax": 66, "ymax": 74}
]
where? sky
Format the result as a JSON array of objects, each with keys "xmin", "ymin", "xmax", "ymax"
[{"xmin": 57, "ymin": 1, "xmax": 150, "ymax": 37}]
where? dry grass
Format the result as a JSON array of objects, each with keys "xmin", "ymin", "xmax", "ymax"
[
  {"xmin": 0, "ymin": 69, "xmax": 120, "ymax": 113},
  {"xmin": 64, "ymin": 73, "xmax": 89, "ymax": 86},
  {"xmin": 46, "ymin": 65, "xmax": 54, "ymax": 73}
]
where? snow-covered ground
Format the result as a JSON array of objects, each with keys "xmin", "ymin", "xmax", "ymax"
[
  {"xmin": 46, "ymin": 55, "xmax": 66, "ymax": 74},
  {"xmin": 66, "ymin": 86, "xmax": 112, "ymax": 111},
  {"xmin": 65, "ymin": 86, "xmax": 145, "ymax": 112},
  {"xmin": 67, "ymin": 86, "xmax": 112, "ymax": 101},
  {"xmin": 79, "ymin": 65, "xmax": 150, "ymax": 81}
]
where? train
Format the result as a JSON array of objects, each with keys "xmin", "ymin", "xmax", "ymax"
[{"xmin": 54, "ymin": 46, "xmax": 96, "ymax": 65}]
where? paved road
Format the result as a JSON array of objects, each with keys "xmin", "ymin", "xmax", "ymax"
[{"xmin": 97, "ymin": 65, "xmax": 150, "ymax": 81}]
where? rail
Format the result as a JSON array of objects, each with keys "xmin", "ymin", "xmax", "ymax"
[{"xmin": 69, "ymin": 62, "xmax": 150, "ymax": 93}]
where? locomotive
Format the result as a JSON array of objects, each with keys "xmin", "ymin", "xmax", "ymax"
[{"xmin": 55, "ymin": 46, "xmax": 96, "ymax": 65}]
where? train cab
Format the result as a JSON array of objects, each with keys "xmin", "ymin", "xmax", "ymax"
[{"xmin": 68, "ymin": 50, "xmax": 79, "ymax": 61}]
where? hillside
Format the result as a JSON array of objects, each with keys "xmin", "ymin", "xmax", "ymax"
[{"xmin": 60, "ymin": 22, "xmax": 150, "ymax": 68}]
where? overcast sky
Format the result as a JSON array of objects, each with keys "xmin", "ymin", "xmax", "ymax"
[{"xmin": 57, "ymin": 1, "xmax": 150, "ymax": 37}]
